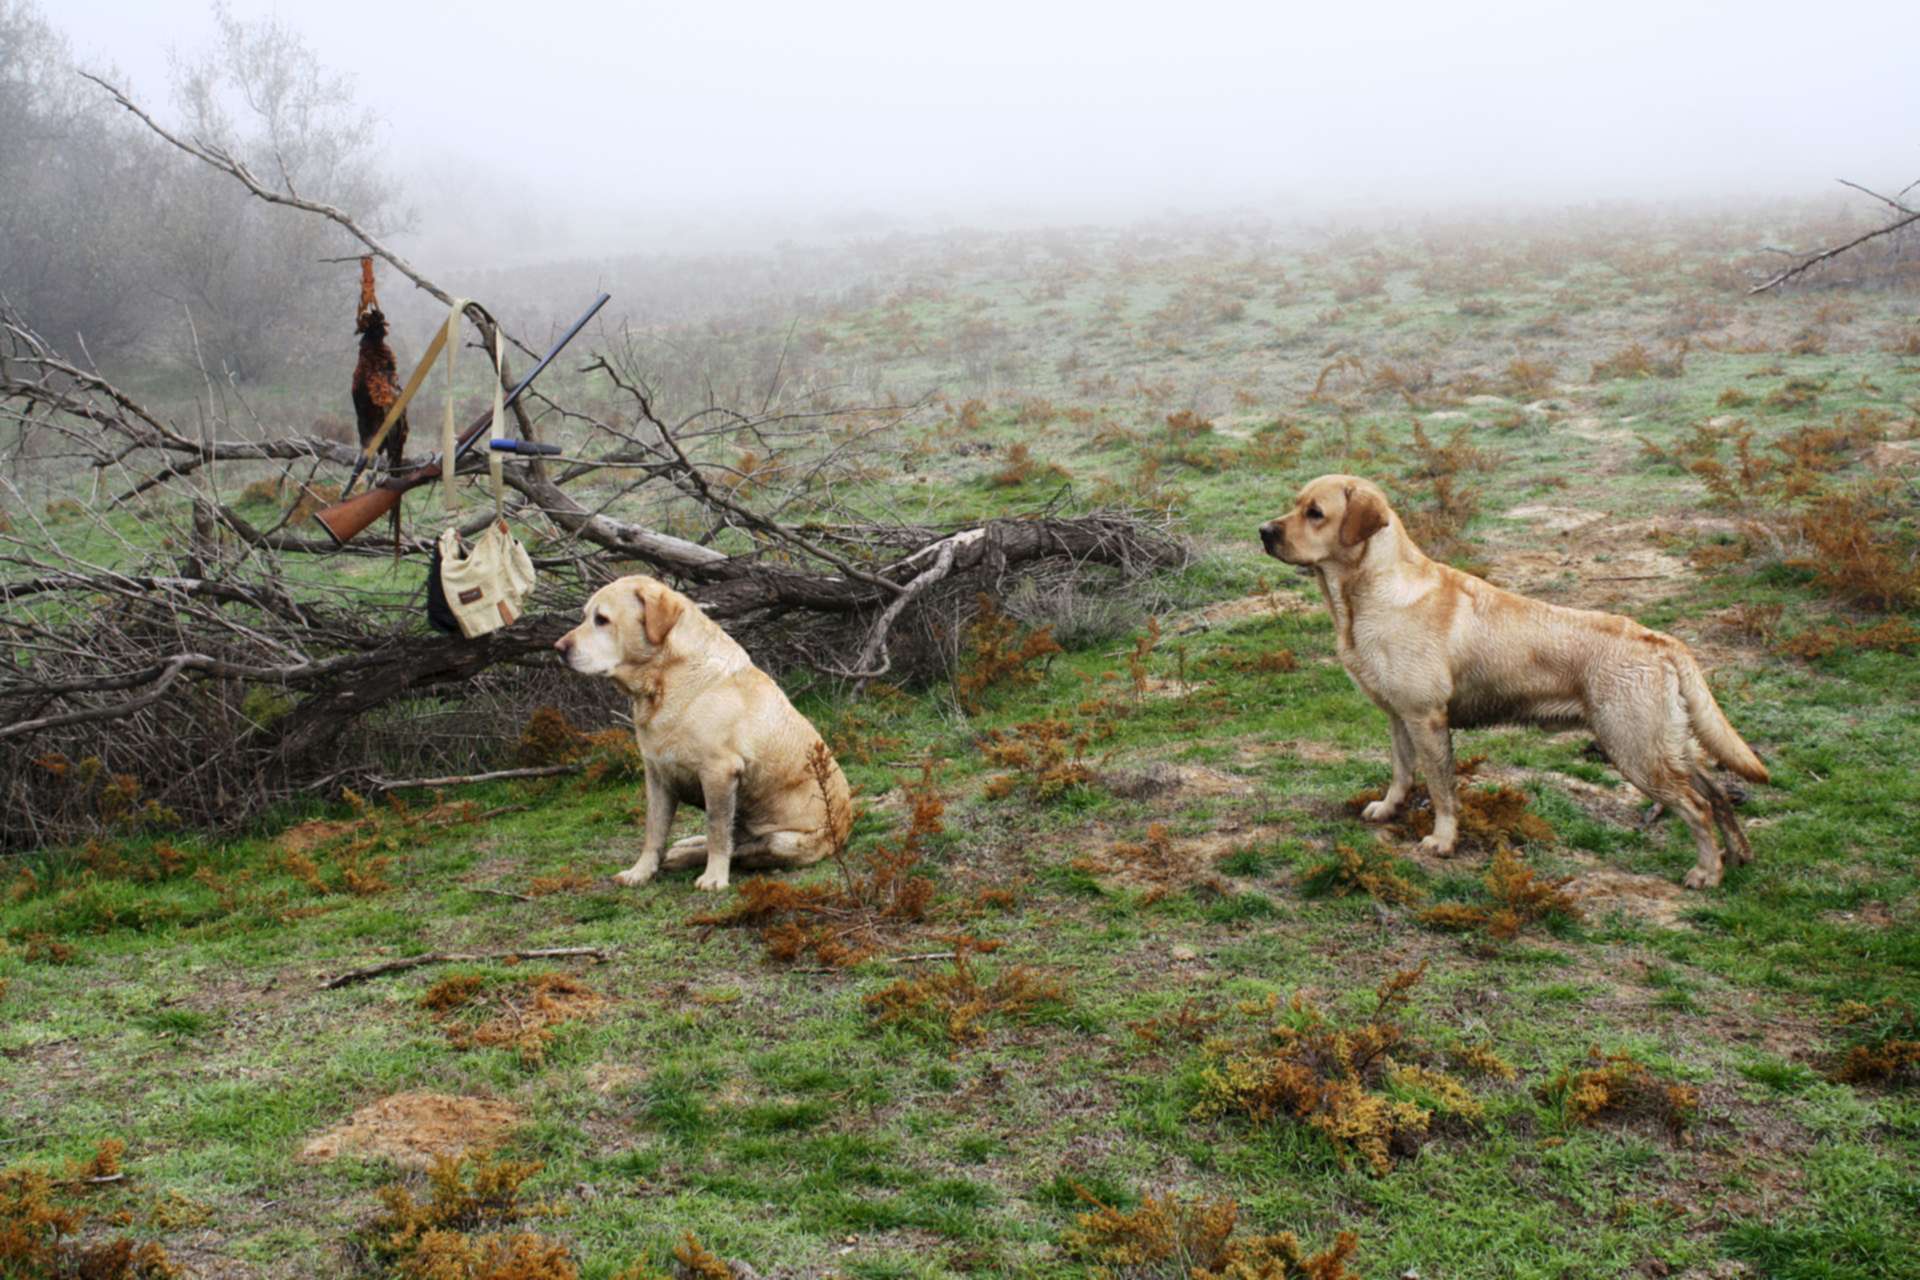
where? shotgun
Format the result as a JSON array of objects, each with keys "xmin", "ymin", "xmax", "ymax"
[{"xmin": 314, "ymin": 292, "xmax": 611, "ymax": 546}]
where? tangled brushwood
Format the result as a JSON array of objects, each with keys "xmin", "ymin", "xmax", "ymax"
[
  {"xmin": 0, "ymin": 1140, "xmax": 178, "ymax": 1279},
  {"xmin": 0, "ymin": 285, "xmax": 1182, "ymax": 849},
  {"xmin": 1194, "ymin": 964, "xmax": 1483, "ymax": 1174},
  {"xmin": 1063, "ymin": 1188, "xmax": 1361, "ymax": 1280},
  {"xmin": 1540, "ymin": 1049, "xmax": 1700, "ymax": 1141},
  {"xmin": 693, "ymin": 754, "xmax": 940, "ymax": 967}
]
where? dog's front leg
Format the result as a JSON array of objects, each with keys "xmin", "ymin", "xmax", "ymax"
[
  {"xmin": 614, "ymin": 763, "xmax": 676, "ymax": 886},
  {"xmin": 1363, "ymin": 714, "xmax": 1417, "ymax": 822},
  {"xmin": 1405, "ymin": 711, "xmax": 1458, "ymax": 854},
  {"xmin": 693, "ymin": 760, "xmax": 743, "ymax": 892}
]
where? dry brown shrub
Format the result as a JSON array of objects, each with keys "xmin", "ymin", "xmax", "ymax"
[
  {"xmin": 1775, "ymin": 617, "xmax": 1920, "ymax": 661},
  {"xmin": 525, "ymin": 868, "xmax": 596, "ymax": 897},
  {"xmin": 1063, "ymin": 1187, "xmax": 1361, "ymax": 1279},
  {"xmin": 864, "ymin": 942, "xmax": 1064, "ymax": 1044},
  {"xmin": 980, "ymin": 716, "xmax": 1096, "ymax": 802},
  {"xmin": 1762, "ymin": 377, "xmax": 1823, "ymax": 412},
  {"xmin": 283, "ymin": 483, "xmax": 340, "ymax": 528},
  {"xmin": 1130, "ymin": 1000, "xmax": 1225, "ymax": 1048},
  {"xmin": 516, "ymin": 708, "xmax": 643, "ymax": 782},
  {"xmin": 1540, "ymin": 1049, "xmax": 1698, "ymax": 1141},
  {"xmin": 1451, "ymin": 1042, "xmax": 1519, "ymax": 1082},
  {"xmin": 1417, "ymin": 847, "xmax": 1580, "ymax": 941},
  {"xmin": 1301, "ymin": 841, "xmax": 1426, "ymax": 907},
  {"xmin": 1788, "ymin": 485, "xmax": 1919, "ymax": 611},
  {"xmin": 275, "ymin": 789, "xmax": 486, "ymax": 897},
  {"xmin": 423, "ymin": 972, "xmax": 605, "ymax": 1067},
  {"xmin": 1345, "ymin": 757, "xmax": 1554, "ymax": 853},
  {"xmin": 1503, "ymin": 358, "xmax": 1557, "ymax": 398},
  {"xmin": 1787, "ymin": 328, "xmax": 1829, "ymax": 356},
  {"xmin": 0, "ymin": 1141, "xmax": 178, "ymax": 1279},
  {"xmin": 371, "ymin": 1153, "xmax": 576, "ymax": 1280},
  {"xmin": 954, "ymin": 595, "xmax": 1062, "ymax": 712},
  {"xmin": 954, "ymin": 398, "xmax": 987, "ymax": 431},
  {"xmin": 826, "ymin": 682, "xmax": 909, "ymax": 765},
  {"xmin": 1829, "ymin": 999, "xmax": 1920, "ymax": 1087},
  {"xmin": 694, "ymin": 754, "xmax": 941, "ymax": 968},
  {"xmin": 1195, "ymin": 963, "xmax": 1481, "ymax": 1174},
  {"xmin": 671, "ymin": 1233, "xmax": 733, "ymax": 1280}
]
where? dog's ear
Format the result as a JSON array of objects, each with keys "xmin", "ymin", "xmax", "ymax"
[
  {"xmin": 1339, "ymin": 486, "xmax": 1388, "ymax": 548},
  {"xmin": 637, "ymin": 581, "xmax": 683, "ymax": 648}
]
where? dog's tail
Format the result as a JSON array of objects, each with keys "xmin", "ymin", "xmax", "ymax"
[{"xmin": 1676, "ymin": 652, "xmax": 1768, "ymax": 783}]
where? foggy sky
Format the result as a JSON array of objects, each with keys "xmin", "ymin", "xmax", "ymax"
[{"xmin": 52, "ymin": 0, "xmax": 1920, "ymax": 259}]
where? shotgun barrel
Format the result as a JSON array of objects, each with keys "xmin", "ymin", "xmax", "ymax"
[{"xmin": 313, "ymin": 292, "xmax": 611, "ymax": 546}]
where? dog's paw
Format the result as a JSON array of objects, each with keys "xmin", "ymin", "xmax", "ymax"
[
  {"xmin": 1361, "ymin": 800, "xmax": 1400, "ymax": 823},
  {"xmin": 1682, "ymin": 865, "xmax": 1722, "ymax": 890},
  {"xmin": 693, "ymin": 870, "xmax": 731, "ymax": 893},
  {"xmin": 611, "ymin": 865, "xmax": 656, "ymax": 888},
  {"xmin": 1417, "ymin": 834, "xmax": 1456, "ymax": 857}
]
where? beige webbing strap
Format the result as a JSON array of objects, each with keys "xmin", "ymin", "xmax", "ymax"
[
  {"xmin": 488, "ymin": 327, "xmax": 507, "ymax": 521},
  {"xmin": 357, "ymin": 303, "xmax": 459, "ymax": 469},
  {"xmin": 441, "ymin": 298, "xmax": 468, "ymax": 512}
]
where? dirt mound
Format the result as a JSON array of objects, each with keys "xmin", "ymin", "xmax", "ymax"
[
  {"xmin": 300, "ymin": 1091, "xmax": 522, "ymax": 1168},
  {"xmin": 1100, "ymin": 762, "xmax": 1252, "ymax": 798}
]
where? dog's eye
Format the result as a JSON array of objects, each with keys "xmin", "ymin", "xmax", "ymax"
[
  {"xmin": 1306, "ymin": 504, "xmax": 1323, "ymax": 520},
  {"xmin": 594, "ymin": 614, "xmax": 609, "ymax": 627}
]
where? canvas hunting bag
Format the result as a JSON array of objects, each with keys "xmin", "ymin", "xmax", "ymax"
[{"xmin": 433, "ymin": 313, "xmax": 536, "ymax": 638}]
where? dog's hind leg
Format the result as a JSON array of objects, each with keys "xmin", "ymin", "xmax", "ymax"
[
  {"xmin": 729, "ymin": 830, "xmax": 828, "ymax": 871},
  {"xmin": 1694, "ymin": 768, "xmax": 1753, "ymax": 867}
]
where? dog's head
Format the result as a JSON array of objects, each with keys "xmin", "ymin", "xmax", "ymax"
[
  {"xmin": 1259, "ymin": 474, "xmax": 1391, "ymax": 569},
  {"xmin": 555, "ymin": 575, "xmax": 686, "ymax": 677}
]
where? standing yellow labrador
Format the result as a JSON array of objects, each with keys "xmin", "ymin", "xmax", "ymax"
[
  {"xmin": 555, "ymin": 575, "xmax": 851, "ymax": 891},
  {"xmin": 1259, "ymin": 475, "xmax": 1768, "ymax": 888}
]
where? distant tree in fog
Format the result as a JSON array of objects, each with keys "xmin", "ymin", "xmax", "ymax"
[
  {"xmin": 0, "ymin": 0, "xmax": 161, "ymax": 356},
  {"xmin": 0, "ymin": 1, "xmax": 403, "ymax": 381}
]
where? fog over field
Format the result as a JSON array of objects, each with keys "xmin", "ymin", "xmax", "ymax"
[{"xmin": 52, "ymin": 0, "xmax": 1920, "ymax": 261}]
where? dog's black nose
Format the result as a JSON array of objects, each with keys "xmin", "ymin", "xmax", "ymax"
[{"xmin": 1259, "ymin": 524, "xmax": 1279, "ymax": 552}]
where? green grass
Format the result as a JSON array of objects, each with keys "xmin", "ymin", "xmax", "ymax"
[{"xmin": 5, "ymin": 219, "xmax": 1920, "ymax": 1276}]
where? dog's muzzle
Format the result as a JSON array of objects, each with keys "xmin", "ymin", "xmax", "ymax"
[{"xmin": 1258, "ymin": 523, "xmax": 1283, "ymax": 558}]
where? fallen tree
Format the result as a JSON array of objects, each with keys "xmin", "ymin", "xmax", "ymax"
[{"xmin": 0, "ymin": 83, "xmax": 1185, "ymax": 846}]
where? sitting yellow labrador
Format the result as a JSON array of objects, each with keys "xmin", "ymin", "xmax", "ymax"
[
  {"xmin": 555, "ymin": 575, "xmax": 851, "ymax": 891},
  {"xmin": 1259, "ymin": 475, "xmax": 1768, "ymax": 889}
]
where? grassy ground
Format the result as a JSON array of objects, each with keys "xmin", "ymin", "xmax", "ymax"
[{"xmin": 4, "ymin": 216, "xmax": 1918, "ymax": 1278}]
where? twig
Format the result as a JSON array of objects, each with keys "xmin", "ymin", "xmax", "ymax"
[
  {"xmin": 321, "ymin": 946, "xmax": 611, "ymax": 989},
  {"xmin": 369, "ymin": 764, "xmax": 582, "ymax": 790},
  {"xmin": 469, "ymin": 887, "xmax": 537, "ymax": 903}
]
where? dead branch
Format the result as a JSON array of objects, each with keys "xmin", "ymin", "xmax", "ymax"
[
  {"xmin": 320, "ymin": 946, "xmax": 612, "ymax": 989},
  {"xmin": 1751, "ymin": 189, "xmax": 1920, "ymax": 294}
]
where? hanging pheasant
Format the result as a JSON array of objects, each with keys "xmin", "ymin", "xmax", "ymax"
[{"xmin": 351, "ymin": 256, "xmax": 408, "ymax": 547}]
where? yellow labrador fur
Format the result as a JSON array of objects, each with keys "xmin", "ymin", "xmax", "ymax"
[
  {"xmin": 1260, "ymin": 475, "xmax": 1767, "ymax": 888},
  {"xmin": 556, "ymin": 576, "xmax": 852, "ymax": 891}
]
